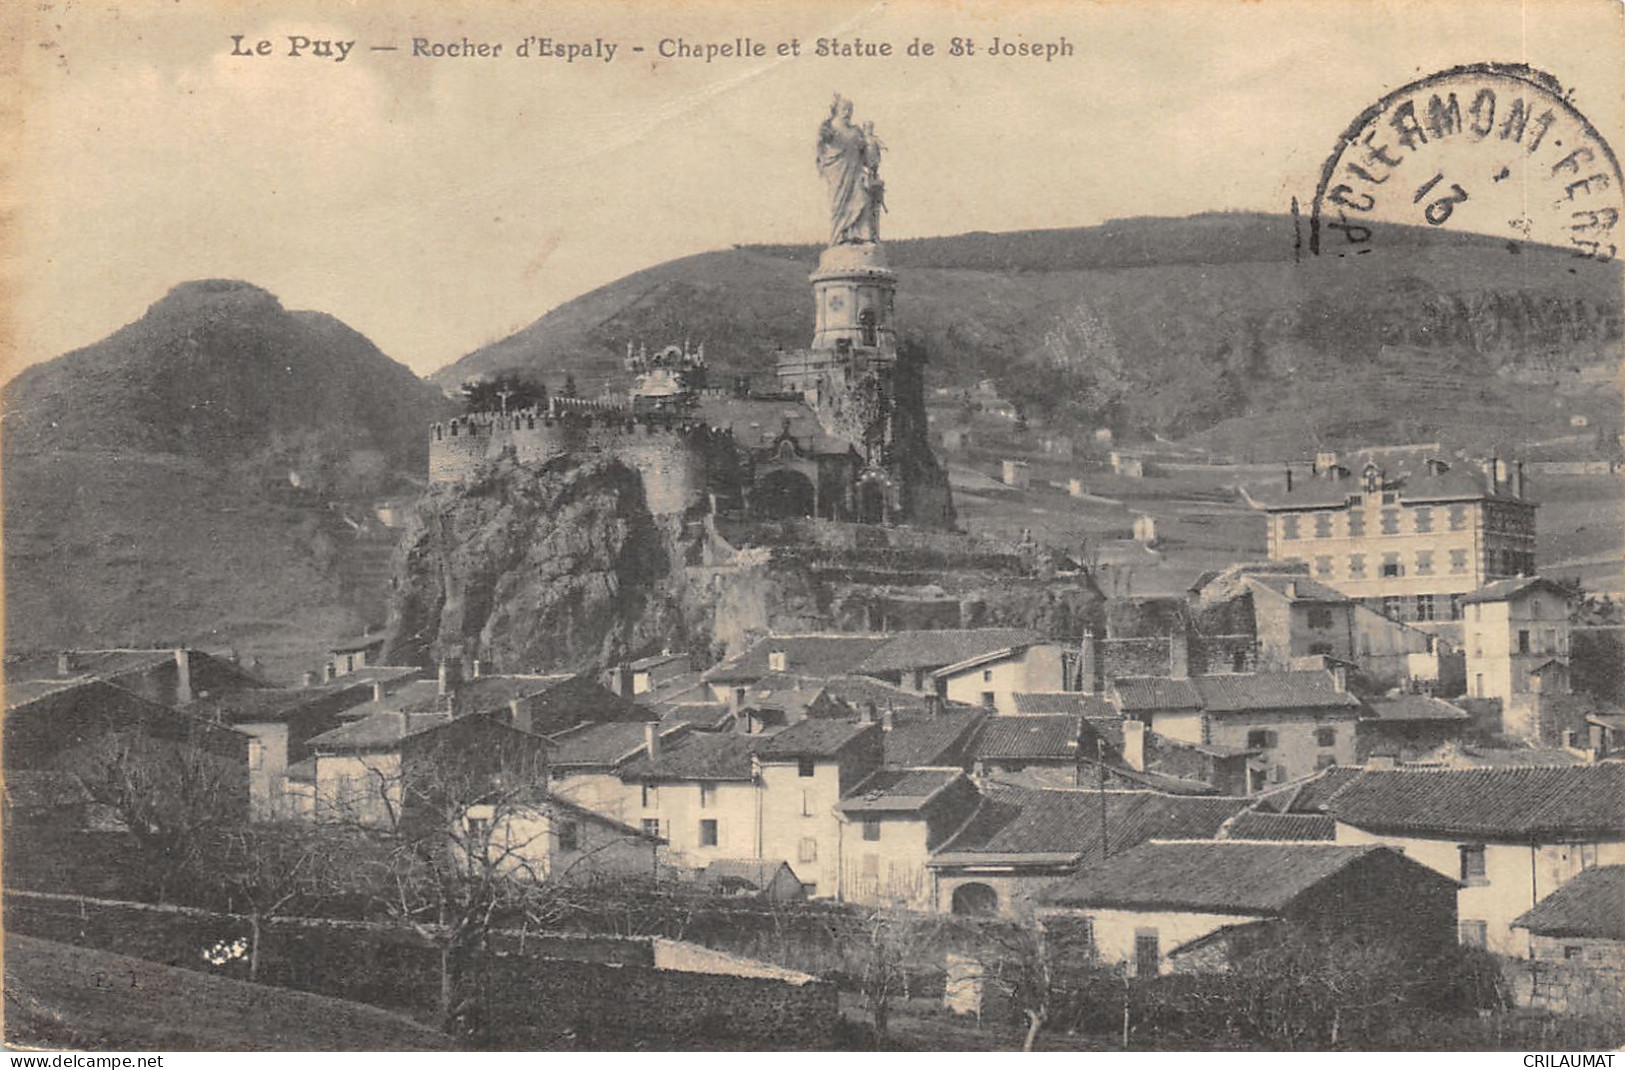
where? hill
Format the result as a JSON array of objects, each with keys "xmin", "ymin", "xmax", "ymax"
[
  {"xmin": 3, "ymin": 933, "xmax": 454, "ymax": 1051},
  {"xmin": 3, "ymin": 281, "xmax": 453, "ymax": 679},
  {"xmin": 433, "ymin": 212, "xmax": 1622, "ymax": 454}
]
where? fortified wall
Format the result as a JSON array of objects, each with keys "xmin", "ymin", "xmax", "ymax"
[{"xmin": 429, "ymin": 407, "xmax": 727, "ymax": 517}]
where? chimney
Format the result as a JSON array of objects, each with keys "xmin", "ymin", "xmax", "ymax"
[
  {"xmin": 1079, "ymin": 630, "xmax": 1097, "ymax": 694},
  {"xmin": 923, "ymin": 693, "xmax": 939, "ymax": 719},
  {"xmin": 644, "ymin": 721, "xmax": 662, "ymax": 761},
  {"xmin": 1285, "ymin": 467, "xmax": 1293, "ymax": 492},
  {"xmin": 173, "ymin": 649, "xmax": 193, "ymax": 706},
  {"xmin": 1331, "ymin": 664, "xmax": 1348, "ymax": 692},
  {"xmin": 1513, "ymin": 461, "xmax": 1526, "ymax": 499},
  {"xmin": 1122, "ymin": 719, "xmax": 1146, "ymax": 772},
  {"xmin": 372, "ymin": 681, "xmax": 385, "ymax": 703},
  {"xmin": 56, "ymin": 651, "xmax": 74, "ymax": 677},
  {"xmin": 882, "ymin": 704, "xmax": 895, "ymax": 732},
  {"xmin": 861, "ymin": 701, "xmax": 877, "ymax": 725},
  {"xmin": 509, "ymin": 697, "xmax": 531, "ymax": 734},
  {"xmin": 768, "ymin": 650, "xmax": 788, "ymax": 673},
  {"xmin": 1169, "ymin": 631, "xmax": 1190, "ymax": 680},
  {"xmin": 1286, "ymin": 580, "xmax": 1298, "ymax": 599},
  {"xmin": 323, "ymin": 664, "xmax": 336, "ymax": 683},
  {"xmin": 472, "ymin": 659, "xmax": 483, "ymax": 679},
  {"xmin": 437, "ymin": 660, "xmax": 450, "ymax": 697},
  {"xmin": 300, "ymin": 670, "xmax": 316, "ymax": 688},
  {"xmin": 1488, "ymin": 455, "xmax": 1500, "ymax": 493}
]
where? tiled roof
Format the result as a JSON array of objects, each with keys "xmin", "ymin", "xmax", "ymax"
[
  {"xmin": 930, "ymin": 785, "xmax": 1247, "ymax": 866},
  {"xmin": 974, "ymin": 716, "xmax": 1079, "ymax": 762},
  {"xmin": 1113, "ymin": 677, "xmax": 1203, "ymax": 712},
  {"xmin": 857, "ymin": 629, "xmax": 1048, "ymax": 674},
  {"xmin": 1039, "ymin": 841, "xmax": 1409, "ymax": 914},
  {"xmin": 547, "ymin": 721, "xmax": 685, "ymax": 770},
  {"xmin": 882, "ymin": 709, "xmax": 987, "ymax": 767},
  {"xmin": 1192, "ymin": 672, "xmax": 1361, "ymax": 713},
  {"xmin": 1013, "ymin": 692, "xmax": 1116, "ymax": 718},
  {"xmin": 1245, "ymin": 452, "xmax": 1522, "ymax": 510},
  {"xmin": 502, "ymin": 674, "xmax": 656, "ymax": 735},
  {"xmin": 308, "ymin": 710, "xmax": 454, "ymax": 750},
  {"xmin": 629, "ymin": 652, "xmax": 689, "ymax": 672},
  {"xmin": 817, "ymin": 674, "xmax": 932, "ymax": 714},
  {"xmin": 1220, "ymin": 811, "xmax": 1337, "ymax": 842},
  {"xmin": 703, "ymin": 859, "xmax": 802, "ymax": 889},
  {"xmin": 693, "ymin": 395, "xmax": 858, "ymax": 455},
  {"xmin": 619, "ymin": 731, "xmax": 764, "ymax": 782},
  {"xmin": 1362, "ymin": 695, "xmax": 1472, "ymax": 723},
  {"xmin": 1244, "ymin": 574, "xmax": 1351, "ymax": 604},
  {"xmin": 1460, "ymin": 576, "xmax": 1575, "ymax": 606},
  {"xmin": 633, "ymin": 672, "xmax": 710, "ymax": 707},
  {"xmin": 738, "ymin": 672, "xmax": 827, "ymax": 718},
  {"xmin": 655, "ymin": 701, "xmax": 734, "ymax": 732},
  {"xmin": 182, "ymin": 686, "xmax": 362, "ymax": 724},
  {"xmin": 330, "ymin": 679, "xmax": 448, "ymax": 721},
  {"xmin": 703, "ymin": 635, "xmax": 890, "ymax": 684},
  {"xmin": 756, "ymin": 719, "xmax": 878, "ymax": 760},
  {"xmin": 1328, "ymin": 764, "xmax": 1625, "ymax": 839},
  {"xmin": 329, "ymin": 635, "xmax": 387, "ymax": 654},
  {"xmin": 1512, "ymin": 866, "xmax": 1625, "ymax": 940},
  {"xmin": 1252, "ymin": 766, "xmax": 1364, "ymax": 814},
  {"xmin": 4, "ymin": 677, "xmax": 98, "ymax": 710},
  {"xmin": 838, "ymin": 767, "xmax": 965, "ymax": 813}
]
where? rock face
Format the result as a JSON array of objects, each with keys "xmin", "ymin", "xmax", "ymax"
[
  {"xmin": 385, "ymin": 454, "xmax": 692, "ymax": 672},
  {"xmin": 386, "ymin": 453, "xmax": 1104, "ymax": 675}
]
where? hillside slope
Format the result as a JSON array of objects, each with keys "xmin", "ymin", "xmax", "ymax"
[
  {"xmin": 434, "ymin": 213, "xmax": 1622, "ymax": 451},
  {"xmin": 3, "ymin": 281, "xmax": 452, "ymax": 678}
]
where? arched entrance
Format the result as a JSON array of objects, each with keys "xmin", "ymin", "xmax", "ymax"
[
  {"xmin": 951, "ymin": 882, "xmax": 999, "ymax": 916},
  {"xmin": 754, "ymin": 469, "xmax": 816, "ymax": 519},
  {"xmin": 858, "ymin": 480, "xmax": 888, "ymax": 524}
]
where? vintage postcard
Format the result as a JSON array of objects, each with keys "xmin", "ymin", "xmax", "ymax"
[{"xmin": 3, "ymin": 0, "xmax": 1623, "ymax": 1054}]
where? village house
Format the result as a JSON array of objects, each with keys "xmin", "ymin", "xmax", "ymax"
[
  {"xmin": 853, "ymin": 628, "xmax": 1056, "ymax": 698},
  {"xmin": 754, "ymin": 718, "xmax": 885, "ymax": 897},
  {"xmin": 1356, "ymin": 692, "xmax": 1473, "ymax": 762},
  {"xmin": 544, "ymin": 720, "xmax": 692, "ymax": 821},
  {"xmin": 1037, "ymin": 840, "xmax": 1458, "ymax": 976},
  {"xmin": 1511, "ymin": 864, "xmax": 1625, "ymax": 1017},
  {"xmin": 466, "ymin": 790, "xmax": 662, "ymax": 884},
  {"xmin": 1111, "ymin": 670, "xmax": 1362, "ymax": 791},
  {"xmin": 1247, "ymin": 448, "xmax": 1537, "ymax": 625},
  {"xmin": 8, "ymin": 647, "xmax": 268, "ymax": 711},
  {"xmin": 1324, "ymin": 763, "xmax": 1625, "ymax": 955},
  {"xmin": 615, "ymin": 729, "xmax": 765, "ymax": 872},
  {"xmin": 834, "ymin": 767, "xmax": 981, "ymax": 911},
  {"xmin": 701, "ymin": 633, "xmax": 890, "ymax": 710},
  {"xmin": 1460, "ymin": 576, "xmax": 1575, "ymax": 740},
  {"xmin": 323, "ymin": 634, "xmax": 387, "ymax": 679},
  {"xmin": 879, "ymin": 706, "xmax": 989, "ymax": 769},
  {"xmin": 926, "ymin": 785, "xmax": 1246, "ymax": 917},
  {"xmin": 699, "ymin": 859, "xmax": 808, "ymax": 901},
  {"xmin": 970, "ymin": 715, "xmax": 1084, "ymax": 784}
]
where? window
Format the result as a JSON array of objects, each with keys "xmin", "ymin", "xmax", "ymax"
[
  {"xmin": 1380, "ymin": 510, "xmax": 1400, "ymax": 535},
  {"xmin": 1416, "ymin": 551, "xmax": 1434, "ymax": 576},
  {"xmin": 863, "ymin": 819, "xmax": 882, "ymax": 842},
  {"xmin": 798, "ymin": 758, "xmax": 817, "ymax": 778},
  {"xmin": 1316, "ymin": 754, "xmax": 1338, "ymax": 770},
  {"xmin": 983, "ymin": 669, "xmax": 994, "ymax": 682},
  {"xmin": 1458, "ymin": 920, "xmax": 1488, "ymax": 948},
  {"xmin": 699, "ymin": 782, "xmax": 714, "ymax": 809},
  {"xmin": 1315, "ymin": 727, "xmax": 1337, "ymax": 747},
  {"xmin": 1449, "ymin": 594, "xmax": 1464, "ymax": 620},
  {"xmin": 699, "ymin": 819, "xmax": 719, "ymax": 847},
  {"xmin": 1347, "ymin": 511, "xmax": 1365, "ymax": 537},
  {"xmin": 1282, "ymin": 516, "xmax": 1300, "ymax": 540},
  {"xmin": 1381, "ymin": 556, "xmax": 1402, "ymax": 578},
  {"xmin": 1414, "ymin": 507, "xmax": 1433, "ymax": 533},
  {"xmin": 801, "ymin": 790, "xmax": 812, "ymax": 817},
  {"xmin": 1314, "ymin": 514, "xmax": 1333, "ymax": 538},
  {"xmin": 1450, "ymin": 549, "xmax": 1468, "ymax": 574},
  {"xmin": 1314, "ymin": 555, "xmax": 1333, "ymax": 578},
  {"xmin": 1382, "ymin": 596, "xmax": 1402, "ymax": 619},
  {"xmin": 1134, "ymin": 929, "xmax": 1160, "ymax": 979},
  {"xmin": 1518, "ymin": 630, "xmax": 1531, "ymax": 654},
  {"xmin": 641, "ymin": 784, "xmax": 658, "ymax": 809},
  {"xmin": 641, "ymin": 818, "xmax": 661, "ymax": 839},
  {"xmin": 798, "ymin": 837, "xmax": 818, "ymax": 863},
  {"xmin": 1565, "ymin": 946, "xmax": 1584, "ymax": 961},
  {"xmin": 557, "ymin": 820, "xmax": 579, "ymax": 852},
  {"xmin": 1448, "ymin": 505, "xmax": 1468, "ymax": 531},
  {"xmin": 1415, "ymin": 594, "xmax": 1436, "ymax": 622},
  {"xmin": 1308, "ymin": 642, "xmax": 1334, "ymax": 656},
  {"xmin": 981, "ymin": 691, "xmax": 996, "ymax": 709},
  {"xmin": 1273, "ymin": 764, "xmax": 1288, "ymax": 783},
  {"xmin": 1246, "ymin": 729, "xmax": 1278, "ymax": 749},
  {"xmin": 467, "ymin": 816, "xmax": 490, "ymax": 842},
  {"xmin": 1307, "ymin": 606, "xmax": 1334, "ymax": 629},
  {"xmin": 1474, "ymin": 673, "xmax": 1484, "ymax": 697},
  {"xmin": 1348, "ymin": 554, "xmax": 1366, "ymax": 578},
  {"xmin": 1459, "ymin": 844, "xmax": 1487, "ymax": 884}
]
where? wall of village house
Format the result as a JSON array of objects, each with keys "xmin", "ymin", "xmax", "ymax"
[
  {"xmin": 840, "ymin": 815, "xmax": 933, "ymax": 911},
  {"xmin": 311, "ymin": 752, "xmax": 402, "ymax": 828},
  {"xmin": 1070, "ymin": 907, "xmax": 1267, "ymax": 975},
  {"xmin": 636, "ymin": 779, "xmax": 759, "ymax": 873},
  {"xmin": 548, "ymin": 771, "xmax": 636, "ymax": 824},
  {"xmin": 1251, "ymin": 595, "xmax": 1354, "ymax": 669},
  {"xmin": 237, "ymin": 721, "xmax": 288, "ymax": 821},
  {"xmin": 933, "ymin": 870, "xmax": 1070, "ymax": 919},
  {"xmin": 1512, "ymin": 943, "xmax": 1625, "ymax": 1019},
  {"xmin": 1202, "ymin": 710, "xmax": 1359, "ymax": 787},
  {"xmin": 759, "ymin": 761, "xmax": 844, "ymax": 896},
  {"xmin": 1463, "ymin": 594, "xmax": 1571, "ymax": 708},
  {"xmin": 1333, "ymin": 823, "xmax": 1625, "ymax": 956},
  {"xmin": 941, "ymin": 645, "xmax": 1066, "ymax": 715},
  {"xmin": 1148, "ymin": 709, "xmax": 1207, "ymax": 746},
  {"xmin": 482, "ymin": 808, "xmax": 657, "ymax": 883}
]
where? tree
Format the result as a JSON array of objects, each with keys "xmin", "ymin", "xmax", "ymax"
[
  {"xmin": 561, "ymin": 374, "xmax": 579, "ymax": 399},
  {"xmin": 461, "ymin": 371, "xmax": 549, "ymax": 414},
  {"xmin": 209, "ymin": 822, "xmax": 355, "ymax": 981}
]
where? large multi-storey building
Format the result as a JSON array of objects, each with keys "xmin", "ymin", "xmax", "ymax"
[{"xmin": 1249, "ymin": 448, "xmax": 1537, "ymax": 625}]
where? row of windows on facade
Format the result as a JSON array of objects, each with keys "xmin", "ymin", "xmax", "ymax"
[
  {"xmin": 1280, "ymin": 504, "xmax": 1475, "ymax": 540},
  {"xmin": 1469, "ymin": 628, "xmax": 1568, "ymax": 659},
  {"xmin": 636, "ymin": 818, "xmax": 883, "ymax": 859},
  {"xmin": 1291, "ymin": 548, "xmax": 1535, "ymax": 583}
]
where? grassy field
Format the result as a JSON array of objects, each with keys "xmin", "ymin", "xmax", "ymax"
[{"xmin": 3, "ymin": 934, "xmax": 453, "ymax": 1052}]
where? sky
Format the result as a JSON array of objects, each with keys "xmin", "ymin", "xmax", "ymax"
[{"xmin": 8, "ymin": 0, "xmax": 1624, "ymax": 379}]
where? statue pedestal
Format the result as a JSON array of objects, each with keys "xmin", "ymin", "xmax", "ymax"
[{"xmin": 809, "ymin": 242, "xmax": 897, "ymax": 353}]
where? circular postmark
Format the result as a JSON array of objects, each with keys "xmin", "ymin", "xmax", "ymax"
[{"xmin": 1309, "ymin": 63, "xmax": 1623, "ymax": 261}]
